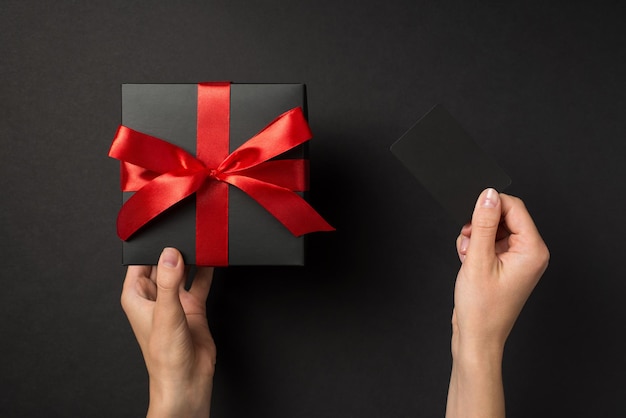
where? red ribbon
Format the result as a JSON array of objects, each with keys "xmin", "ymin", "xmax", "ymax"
[{"xmin": 109, "ymin": 82, "xmax": 334, "ymax": 266}]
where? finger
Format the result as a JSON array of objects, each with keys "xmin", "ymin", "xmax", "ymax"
[
  {"xmin": 188, "ymin": 267, "xmax": 214, "ymax": 302},
  {"xmin": 456, "ymin": 234, "xmax": 470, "ymax": 262},
  {"xmin": 153, "ymin": 247, "xmax": 186, "ymax": 330},
  {"xmin": 120, "ymin": 266, "xmax": 157, "ymax": 345},
  {"xmin": 124, "ymin": 265, "xmax": 152, "ymax": 286},
  {"xmin": 121, "ymin": 265, "xmax": 152, "ymax": 307},
  {"xmin": 466, "ymin": 188, "xmax": 502, "ymax": 263},
  {"xmin": 499, "ymin": 194, "xmax": 541, "ymax": 238},
  {"xmin": 499, "ymin": 194, "xmax": 549, "ymax": 269},
  {"xmin": 460, "ymin": 223, "xmax": 472, "ymax": 237}
]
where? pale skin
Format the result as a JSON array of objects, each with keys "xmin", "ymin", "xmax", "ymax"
[
  {"xmin": 121, "ymin": 249, "xmax": 216, "ymax": 418},
  {"xmin": 445, "ymin": 188, "xmax": 549, "ymax": 418},
  {"xmin": 121, "ymin": 188, "xmax": 548, "ymax": 417}
]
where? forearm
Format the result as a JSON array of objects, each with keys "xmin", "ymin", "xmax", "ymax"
[{"xmin": 445, "ymin": 340, "xmax": 505, "ymax": 418}]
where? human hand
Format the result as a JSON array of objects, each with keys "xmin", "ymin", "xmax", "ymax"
[
  {"xmin": 446, "ymin": 188, "xmax": 549, "ymax": 418},
  {"xmin": 121, "ymin": 247, "xmax": 216, "ymax": 418},
  {"xmin": 452, "ymin": 188, "xmax": 549, "ymax": 355}
]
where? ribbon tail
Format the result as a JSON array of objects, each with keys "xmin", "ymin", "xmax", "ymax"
[
  {"xmin": 225, "ymin": 175, "xmax": 335, "ymax": 236},
  {"xmin": 117, "ymin": 169, "xmax": 208, "ymax": 240}
]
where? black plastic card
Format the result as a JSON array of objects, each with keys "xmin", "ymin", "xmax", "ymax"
[{"xmin": 390, "ymin": 105, "xmax": 511, "ymax": 224}]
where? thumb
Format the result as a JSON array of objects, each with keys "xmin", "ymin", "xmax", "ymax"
[
  {"xmin": 466, "ymin": 188, "xmax": 502, "ymax": 263},
  {"xmin": 154, "ymin": 247, "xmax": 186, "ymax": 329}
]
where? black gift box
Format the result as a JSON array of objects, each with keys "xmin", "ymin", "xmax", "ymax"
[{"xmin": 118, "ymin": 83, "xmax": 310, "ymax": 266}]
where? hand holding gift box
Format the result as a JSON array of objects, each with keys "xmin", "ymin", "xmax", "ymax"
[{"xmin": 110, "ymin": 83, "xmax": 334, "ymax": 266}]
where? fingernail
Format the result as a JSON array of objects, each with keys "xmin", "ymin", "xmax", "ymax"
[
  {"xmin": 160, "ymin": 247, "xmax": 179, "ymax": 268},
  {"xmin": 481, "ymin": 188, "xmax": 499, "ymax": 208},
  {"xmin": 460, "ymin": 236, "xmax": 470, "ymax": 253}
]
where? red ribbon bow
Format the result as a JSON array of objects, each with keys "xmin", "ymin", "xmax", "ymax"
[{"xmin": 109, "ymin": 83, "xmax": 334, "ymax": 265}]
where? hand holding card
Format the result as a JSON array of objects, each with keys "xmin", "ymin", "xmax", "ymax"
[{"xmin": 390, "ymin": 105, "xmax": 511, "ymax": 224}]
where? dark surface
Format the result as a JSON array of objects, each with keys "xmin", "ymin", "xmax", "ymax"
[{"xmin": 1, "ymin": 1, "xmax": 625, "ymax": 417}]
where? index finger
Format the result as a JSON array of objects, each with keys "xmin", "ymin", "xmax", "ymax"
[
  {"xmin": 121, "ymin": 265, "xmax": 155, "ymax": 316},
  {"xmin": 123, "ymin": 265, "xmax": 152, "ymax": 287},
  {"xmin": 499, "ymin": 194, "xmax": 542, "ymax": 238},
  {"xmin": 188, "ymin": 267, "xmax": 214, "ymax": 302},
  {"xmin": 122, "ymin": 265, "xmax": 156, "ymax": 302}
]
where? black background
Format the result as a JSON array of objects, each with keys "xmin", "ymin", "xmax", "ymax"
[{"xmin": 2, "ymin": 1, "xmax": 625, "ymax": 417}]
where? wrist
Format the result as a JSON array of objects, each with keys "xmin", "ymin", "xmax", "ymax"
[
  {"xmin": 447, "ymin": 337, "xmax": 506, "ymax": 418},
  {"xmin": 451, "ymin": 332, "xmax": 505, "ymax": 368},
  {"xmin": 147, "ymin": 379, "xmax": 212, "ymax": 418}
]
